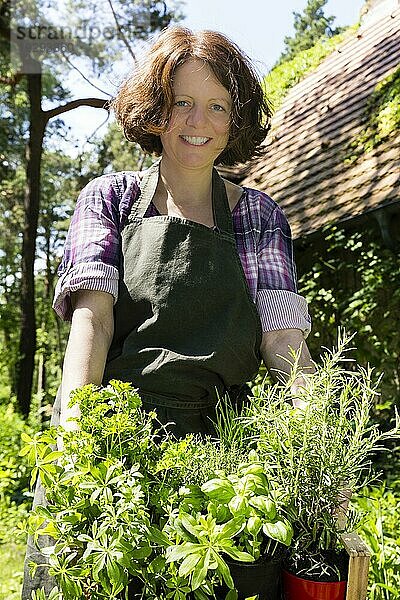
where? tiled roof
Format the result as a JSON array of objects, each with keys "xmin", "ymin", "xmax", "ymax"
[{"xmin": 241, "ymin": 9, "xmax": 400, "ymax": 239}]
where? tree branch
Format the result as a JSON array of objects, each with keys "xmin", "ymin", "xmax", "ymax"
[
  {"xmin": 60, "ymin": 51, "xmax": 114, "ymax": 97},
  {"xmin": 106, "ymin": 0, "xmax": 136, "ymax": 64},
  {"xmin": 44, "ymin": 97, "xmax": 109, "ymax": 122}
]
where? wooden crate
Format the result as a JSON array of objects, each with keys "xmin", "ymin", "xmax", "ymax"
[{"xmin": 340, "ymin": 532, "xmax": 371, "ymax": 600}]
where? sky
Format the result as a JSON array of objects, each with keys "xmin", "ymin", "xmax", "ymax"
[
  {"xmin": 178, "ymin": 0, "xmax": 365, "ymax": 73},
  {"xmin": 60, "ymin": 0, "xmax": 366, "ymax": 149}
]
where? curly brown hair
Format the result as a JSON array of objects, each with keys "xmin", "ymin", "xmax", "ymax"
[{"xmin": 112, "ymin": 26, "xmax": 272, "ymax": 166}]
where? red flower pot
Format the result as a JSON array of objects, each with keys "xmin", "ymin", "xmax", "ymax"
[{"xmin": 282, "ymin": 569, "xmax": 347, "ymax": 600}]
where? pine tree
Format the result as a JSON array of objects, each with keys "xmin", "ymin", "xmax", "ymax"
[{"xmin": 277, "ymin": 0, "xmax": 344, "ymax": 65}]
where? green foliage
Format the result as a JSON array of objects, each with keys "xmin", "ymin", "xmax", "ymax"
[
  {"xmin": 23, "ymin": 382, "xmax": 161, "ymax": 599},
  {"xmin": 276, "ymin": 0, "xmax": 346, "ymax": 66},
  {"xmin": 0, "ymin": 540, "xmax": 27, "ymax": 600},
  {"xmin": 0, "ymin": 403, "xmax": 36, "ymax": 599},
  {"xmin": 10, "ymin": 341, "xmax": 400, "ymax": 596},
  {"xmin": 0, "ymin": 146, "xmax": 80, "ymax": 406},
  {"xmin": 2, "ymin": 0, "xmax": 184, "ymax": 418},
  {"xmin": 298, "ymin": 224, "xmax": 400, "ymax": 422},
  {"xmin": 95, "ymin": 121, "xmax": 154, "ymax": 174},
  {"xmin": 345, "ymin": 66, "xmax": 400, "ymax": 163},
  {"xmin": 354, "ymin": 483, "xmax": 400, "ymax": 599},
  {"xmin": 23, "ymin": 381, "xmax": 293, "ymax": 598},
  {"xmin": 0, "ymin": 403, "xmax": 34, "ymax": 503},
  {"xmin": 264, "ymin": 28, "xmax": 355, "ymax": 111}
]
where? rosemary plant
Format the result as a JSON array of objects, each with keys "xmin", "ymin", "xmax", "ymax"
[{"xmin": 243, "ymin": 331, "xmax": 400, "ymax": 579}]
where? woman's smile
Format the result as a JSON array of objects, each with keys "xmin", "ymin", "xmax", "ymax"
[{"xmin": 179, "ymin": 135, "xmax": 212, "ymax": 146}]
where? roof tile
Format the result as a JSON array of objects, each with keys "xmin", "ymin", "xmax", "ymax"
[{"xmin": 241, "ymin": 9, "xmax": 400, "ymax": 238}]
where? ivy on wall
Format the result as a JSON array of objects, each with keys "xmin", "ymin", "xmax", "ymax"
[
  {"xmin": 263, "ymin": 26, "xmax": 358, "ymax": 112},
  {"xmin": 345, "ymin": 66, "xmax": 400, "ymax": 164}
]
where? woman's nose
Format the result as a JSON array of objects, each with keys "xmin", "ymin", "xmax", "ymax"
[{"xmin": 186, "ymin": 104, "xmax": 207, "ymax": 127}]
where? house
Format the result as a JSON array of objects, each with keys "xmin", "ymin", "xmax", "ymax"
[{"xmin": 236, "ymin": 0, "xmax": 400, "ymax": 251}]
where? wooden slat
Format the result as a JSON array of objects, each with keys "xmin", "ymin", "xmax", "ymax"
[
  {"xmin": 340, "ymin": 532, "xmax": 371, "ymax": 600},
  {"xmin": 245, "ymin": 51, "xmax": 400, "ymax": 187},
  {"xmin": 261, "ymin": 138, "xmax": 400, "ymax": 201}
]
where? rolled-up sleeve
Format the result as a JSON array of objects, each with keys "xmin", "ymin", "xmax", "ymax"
[
  {"xmin": 53, "ymin": 176, "xmax": 121, "ymax": 321},
  {"xmin": 256, "ymin": 290, "xmax": 311, "ymax": 337},
  {"xmin": 256, "ymin": 202, "xmax": 311, "ymax": 337}
]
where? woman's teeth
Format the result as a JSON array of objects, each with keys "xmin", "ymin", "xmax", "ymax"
[{"xmin": 181, "ymin": 136, "xmax": 210, "ymax": 145}]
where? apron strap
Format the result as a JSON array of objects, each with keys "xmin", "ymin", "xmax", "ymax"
[
  {"xmin": 128, "ymin": 159, "xmax": 235, "ymax": 236},
  {"xmin": 212, "ymin": 167, "xmax": 235, "ymax": 236},
  {"xmin": 129, "ymin": 158, "xmax": 161, "ymax": 221}
]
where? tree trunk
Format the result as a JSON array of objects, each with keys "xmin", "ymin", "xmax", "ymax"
[
  {"xmin": 36, "ymin": 219, "xmax": 53, "ymax": 419},
  {"xmin": 16, "ymin": 57, "xmax": 45, "ymax": 416}
]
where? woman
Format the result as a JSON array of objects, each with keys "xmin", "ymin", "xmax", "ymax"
[
  {"xmin": 56, "ymin": 26, "xmax": 312, "ymax": 436},
  {"xmin": 23, "ymin": 25, "xmax": 313, "ymax": 597}
]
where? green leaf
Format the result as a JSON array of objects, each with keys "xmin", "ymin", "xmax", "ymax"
[
  {"xmin": 131, "ymin": 546, "xmax": 152, "ymax": 559},
  {"xmin": 148, "ymin": 555, "xmax": 166, "ymax": 574},
  {"xmin": 148, "ymin": 526, "xmax": 171, "ymax": 547},
  {"xmin": 19, "ymin": 445, "xmax": 33, "ymax": 457},
  {"xmin": 217, "ymin": 517, "xmax": 244, "ymax": 540},
  {"xmin": 191, "ymin": 551, "xmax": 210, "ymax": 590},
  {"xmin": 106, "ymin": 559, "xmax": 122, "ymax": 583},
  {"xmin": 37, "ymin": 522, "xmax": 59, "ymax": 538},
  {"xmin": 247, "ymin": 516, "xmax": 262, "ymax": 536},
  {"xmin": 201, "ymin": 479, "xmax": 235, "ymax": 503},
  {"xmin": 166, "ymin": 543, "xmax": 202, "ymax": 564},
  {"xmin": 179, "ymin": 551, "xmax": 202, "ymax": 578},
  {"xmin": 214, "ymin": 553, "xmax": 234, "ymax": 589},
  {"xmin": 222, "ymin": 547, "xmax": 254, "ymax": 563},
  {"xmin": 41, "ymin": 451, "xmax": 63, "ymax": 464},
  {"xmin": 239, "ymin": 463, "xmax": 264, "ymax": 476},
  {"xmin": 262, "ymin": 519, "xmax": 293, "ymax": 546},
  {"xmin": 179, "ymin": 513, "xmax": 200, "ymax": 538},
  {"xmin": 249, "ymin": 496, "xmax": 276, "ymax": 519},
  {"xmin": 228, "ymin": 495, "xmax": 247, "ymax": 516}
]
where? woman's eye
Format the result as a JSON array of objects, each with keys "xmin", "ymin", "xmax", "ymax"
[
  {"xmin": 175, "ymin": 100, "xmax": 189, "ymax": 107},
  {"xmin": 211, "ymin": 104, "xmax": 226, "ymax": 112}
]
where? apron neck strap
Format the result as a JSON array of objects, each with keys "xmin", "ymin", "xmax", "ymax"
[
  {"xmin": 131, "ymin": 158, "xmax": 161, "ymax": 220},
  {"xmin": 211, "ymin": 167, "xmax": 234, "ymax": 235},
  {"xmin": 131, "ymin": 159, "xmax": 234, "ymax": 235}
]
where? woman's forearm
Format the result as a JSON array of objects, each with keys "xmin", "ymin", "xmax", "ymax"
[
  {"xmin": 260, "ymin": 328, "xmax": 315, "ymax": 406},
  {"xmin": 60, "ymin": 291, "xmax": 114, "ymax": 431}
]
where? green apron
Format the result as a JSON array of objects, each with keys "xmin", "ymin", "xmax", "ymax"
[
  {"xmin": 22, "ymin": 160, "xmax": 262, "ymax": 599},
  {"xmin": 103, "ymin": 159, "xmax": 262, "ymax": 437}
]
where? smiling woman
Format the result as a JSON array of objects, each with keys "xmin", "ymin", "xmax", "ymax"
[
  {"xmin": 112, "ymin": 26, "xmax": 271, "ymax": 165},
  {"xmin": 22, "ymin": 25, "xmax": 314, "ymax": 599},
  {"xmin": 160, "ymin": 59, "xmax": 231, "ymax": 174}
]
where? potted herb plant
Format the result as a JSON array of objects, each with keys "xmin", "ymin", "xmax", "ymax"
[
  {"xmin": 156, "ymin": 442, "xmax": 293, "ymax": 599},
  {"xmin": 242, "ymin": 331, "xmax": 399, "ymax": 600},
  {"xmin": 23, "ymin": 381, "xmax": 292, "ymax": 600},
  {"xmin": 23, "ymin": 380, "xmax": 165, "ymax": 600}
]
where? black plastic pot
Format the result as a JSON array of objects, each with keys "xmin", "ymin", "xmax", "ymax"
[{"xmin": 217, "ymin": 553, "xmax": 282, "ymax": 600}]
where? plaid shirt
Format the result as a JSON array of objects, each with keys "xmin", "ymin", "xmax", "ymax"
[{"xmin": 53, "ymin": 171, "xmax": 311, "ymax": 335}]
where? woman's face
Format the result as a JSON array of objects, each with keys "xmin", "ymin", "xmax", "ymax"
[{"xmin": 160, "ymin": 59, "xmax": 232, "ymax": 171}]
